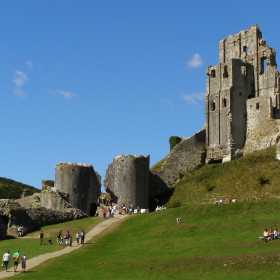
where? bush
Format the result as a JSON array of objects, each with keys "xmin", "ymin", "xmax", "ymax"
[
  {"xmin": 257, "ymin": 175, "xmax": 270, "ymax": 186},
  {"xmin": 169, "ymin": 136, "xmax": 182, "ymax": 151}
]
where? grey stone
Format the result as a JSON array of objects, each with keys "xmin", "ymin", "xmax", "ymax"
[
  {"xmin": 206, "ymin": 25, "xmax": 280, "ymax": 161},
  {"xmin": 54, "ymin": 162, "xmax": 101, "ymax": 216},
  {"xmin": 104, "ymin": 155, "xmax": 150, "ymax": 209}
]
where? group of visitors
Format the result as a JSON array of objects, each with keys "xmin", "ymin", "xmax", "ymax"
[
  {"xmin": 55, "ymin": 230, "xmax": 85, "ymax": 246},
  {"xmin": 16, "ymin": 227, "xmax": 26, "ymax": 237},
  {"xmin": 260, "ymin": 228, "xmax": 279, "ymax": 242},
  {"xmin": 155, "ymin": 205, "xmax": 166, "ymax": 211},
  {"xmin": 213, "ymin": 198, "xmax": 237, "ymax": 205},
  {"xmin": 101, "ymin": 204, "xmax": 142, "ymax": 218},
  {"xmin": 99, "ymin": 195, "xmax": 112, "ymax": 206},
  {"xmin": 2, "ymin": 250, "xmax": 26, "ymax": 273}
]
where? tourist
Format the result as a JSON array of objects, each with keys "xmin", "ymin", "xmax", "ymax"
[
  {"xmin": 13, "ymin": 251, "xmax": 20, "ymax": 272},
  {"xmin": 76, "ymin": 232, "xmax": 80, "ymax": 245},
  {"xmin": 69, "ymin": 235, "xmax": 72, "ymax": 247},
  {"xmin": 274, "ymin": 228, "xmax": 279, "ymax": 239},
  {"xmin": 56, "ymin": 230, "xmax": 62, "ymax": 245},
  {"xmin": 21, "ymin": 254, "xmax": 26, "ymax": 272},
  {"xmin": 2, "ymin": 250, "xmax": 10, "ymax": 272},
  {"xmin": 262, "ymin": 229, "xmax": 272, "ymax": 242},
  {"xmin": 65, "ymin": 231, "xmax": 70, "ymax": 246},
  {"xmin": 80, "ymin": 230, "xmax": 85, "ymax": 244},
  {"xmin": 39, "ymin": 231, "xmax": 44, "ymax": 245},
  {"xmin": 268, "ymin": 228, "xmax": 274, "ymax": 239},
  {"xmin": 111, "ymin": 207, "xmax": 115, "ymax": 218},
  {"xmin": 102, "ymin": 209, "xmax": 107, "ymax": 219}
]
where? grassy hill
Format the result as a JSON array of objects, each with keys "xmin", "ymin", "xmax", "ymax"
[
  {"xmin": 0, "ymin": 177, "xmax": 39, "ymax": 199},
  {"xmin": 166, "ymin": 146, "xmax": 280, "ymax": 207},
  {"xmin": 12, "ymin": 201, "xmax": 280, "ymax": 280}
]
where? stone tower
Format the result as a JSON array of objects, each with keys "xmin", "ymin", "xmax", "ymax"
[
  {"xmin": 104, "ymin": 155, "xmax": 150, "ymax": 209},
  {"xmin": 54, "ymin": 162, "xmax": 101, "ymax": 215},
  {"xmin": 206, "ymin": 25, "xmax": 280, "ymax": 163}
]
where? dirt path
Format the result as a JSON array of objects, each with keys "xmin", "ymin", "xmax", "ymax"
[{"xmin": 0, "ymin": 215, "xmax": 128, "ymax": 279}]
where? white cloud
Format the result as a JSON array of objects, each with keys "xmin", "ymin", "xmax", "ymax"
[
  {"xmin": 12, "ymin": 71, "xmax": 29, "ymax": 97},
  {"xmin": 26, "ymin": 60, "xmax": 32, "ymax": 69},
  {"xmin": 13, "ymin": 71, "xmax": 29, "ymax": 87},
  {"xmin": 187, "ymin": 53, "xmax": 203, "ymax": 68},
  {"xmin": 13, "ymin": 87, "xmax": 26, "ymax": 98},
  {"xmin": 56, "ymin": 90, "xmax": 77, "ymax": 99},
  {"xmin": 181, "ymin": 92, "xmax": 205, "ymax": 104}
]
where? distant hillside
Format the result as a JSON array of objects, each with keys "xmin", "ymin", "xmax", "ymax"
[
  {"xmin": 0, "ymin": 177, "xmax": 40, "ymax": 199},
  {"xmin": 166, "ymin": 146, "xmax": 280, "ymax": 207}
]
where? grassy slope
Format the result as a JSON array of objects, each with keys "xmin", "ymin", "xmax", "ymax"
[
  {"xmin": 0, "ymin": 177, "xmax": 39, "ymax": 199},
  {"xmin": 168, "ymin": 147, "xmax": 280, "ymax": 207},
  {"xmin": 12, "ymin": 201, "xmax": 280, "ymax": 280},
  {"xmin": 0, "ymin": 216, "xmax": 103, "ymax": 270}
]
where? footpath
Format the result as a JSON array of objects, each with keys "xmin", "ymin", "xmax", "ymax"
[{"xmin": 0, "ymin": 215, "xmax": 127, "ymax": 279}]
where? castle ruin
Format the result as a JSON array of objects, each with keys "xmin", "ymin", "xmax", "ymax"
[{"xmin": 206, "ymin": 24, "xmax": 280, "ymax": 162}]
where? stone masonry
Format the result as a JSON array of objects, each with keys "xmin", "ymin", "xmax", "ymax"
[
  {"xmin": 104, "ymin": 155, "xmax": 150, "ymax": 209},
  {"xmin": 54, "ymin": 162, "xmax": 101, "ymax": 216},
  {"xmin": 206, "ymin": 25, "xmax": 280, "ymax": 162}
]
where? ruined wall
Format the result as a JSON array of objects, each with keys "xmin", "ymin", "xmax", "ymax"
[
  {"xmin": 54, "ymin": 163, "xmax": 101, "ymax": 215},
  {"xmin": 104, "ymin": 155, "xmax": 150, "ymax": 209},
  {"xmin": 16, "ymin": 193, "xmax": 41, "ymax": 208},
  {"xmin": 245, "ymin": 97, "xmax": 280, "ymax": 153},
  {"xmin": 157, "ymin": 129, "xmax": 206, "ymax": 187}
]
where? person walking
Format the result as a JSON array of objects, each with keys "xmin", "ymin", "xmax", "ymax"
[
  {"xmin": 80, "ymin": 230, "xmax": 85, "ymax": 244},
  {"xmin": 13, "ymin": 251, "xmax": 20, "ymax": 272},
  {"xmin": 39, "ymin": 231, "xmax": 44, "ymax": 245},
  {"xmin": 76, "ymin": 232, "xmax": 80, "ymax": 245},
  {"xmin": 2, "ymin": 251, "xmax": 10, "ymax": 272},
  {"xmin": 21, "ymin": 254, "xmax": 27, "ymax": 272}
]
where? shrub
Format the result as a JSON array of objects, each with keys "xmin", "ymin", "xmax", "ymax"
[
  {"xmin": 257, "ymin": 175, "xmax": 270, "ymax": 186},
  {"xmin": 169, "ymin": 136, "xmax": 182, "ymax": 151}
]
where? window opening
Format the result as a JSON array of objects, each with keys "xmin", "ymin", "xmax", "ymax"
[
  {"xmin": 211, "ymin": 101, "xmax": 216, "ymax": 111},
  {"xmin": 256, "ymin": 103, "xmax": 260, "ymax": 110},
  {"xmin": 261, "ymin": 57, "xmax": 267, "ymax": 73},
  {"xmin": 211, "ymin": 69, "xmax": 216, "ymax": 78},
  {"xmin": 222, "ymin": 98, "xmax": 227, "ymax": 108},
  {"xmin": 223, "ymin": 66, "xmax": 228, "ymax": 78},
  {"xmin": 243, "ymin": 46, "xmax": 248, "ymax": 53}
]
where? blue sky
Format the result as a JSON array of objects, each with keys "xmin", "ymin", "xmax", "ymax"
[{"xmin": 1, "ymin": 0, "xmax": 280, "ymax": 190}]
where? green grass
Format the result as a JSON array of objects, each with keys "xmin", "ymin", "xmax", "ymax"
[
  {"xmin": 10, "ymin": 200, "xmax": 280, "ymax": 280},
  {"xmin": 168, "ymin": 146, "xmax": 280, "ymax": 207},
  {"xmin": 0, "ymin": 216, "xmax": 103, "ymax": 271}
]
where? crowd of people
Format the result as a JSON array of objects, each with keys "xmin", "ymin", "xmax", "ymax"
[
  {"xmin": 260, "ymin": 228, "xmax": 279, "ymax": 242},
  {"xmin": 101, "ymin": 204, "xmax": 142, "ymax": 218},
  {"xmin": 2, "ymin": 250, "xmax": 26, "ymax": 273}
]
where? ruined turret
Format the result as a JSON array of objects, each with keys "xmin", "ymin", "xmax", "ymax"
[
  {"xmin": 54, "ymin": 162, "xmax": 101, "ymax": 216},
  {"xmin": 104, "ymin": 155, "xmax": 150, "ymax": 209}
]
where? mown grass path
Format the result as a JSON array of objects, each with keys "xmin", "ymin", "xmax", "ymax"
[{"xmin": 0, "ymin": 215, "xmax": 128, "ymax": 279}]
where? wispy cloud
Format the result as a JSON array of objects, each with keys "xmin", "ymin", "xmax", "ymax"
[
  {"xmin": 56, "ymin": 90, "xmax": 77, "ymax": 99},
  {"xmin": 161, "ymin": 99, "xmax": 175, "ymax": 108},
  {"xmin": 12, "ymin": 71, "xmax": 29, "ymax": 97},
  {"xmin": 26, "ymin": 60, "xmax": 32, "ymax": 69},
  {"xmin": 187, "ymin": 53, "xmax": 203, "ymax": 68},
  {"xmin": 181, "ymin": 92, "xmax": 205, "ymax": 104}
]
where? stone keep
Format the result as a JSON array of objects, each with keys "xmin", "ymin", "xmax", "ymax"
[
  {"xmin": 206, "ymin": 25, "xmax": 280, "ymax": 163},
  {"xmin": 54, "ymin": 162, "xmax": 101, "ymax": 215},
  {"xmin": 104, "ymin": 155, "xmax": 150, "ymax": 209}
]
